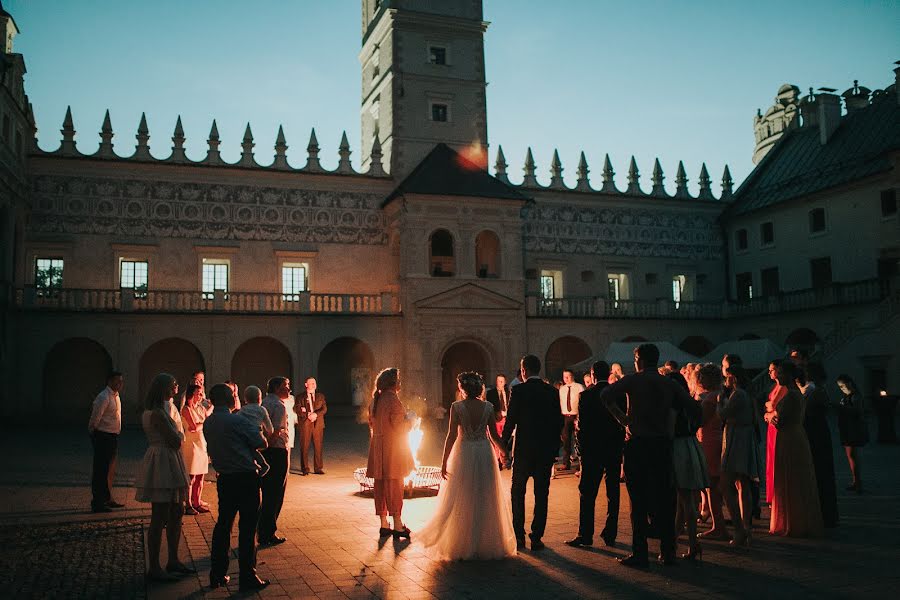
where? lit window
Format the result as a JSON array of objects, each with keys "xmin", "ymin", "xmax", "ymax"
[
  {"xmin": 120, "ymin": 260, "xmax": 149, "ymax": 297},
  {"xmin": 35, "ymin": 258, "xmax": 63, "ymax": 295},
  {"xmin": 540, "ymin": 275, "xmax": 555, "ymax": 299},
  {"xmin": 202, "ymin": 259, "xmax": 229, "ymax": 299},
  {"xmin": 672, "ymin": 275, "xmax": 686, "ymax": 309},
  {"xmin": 431, "ymin": 103, "xmax": 448, "ymax": 122},
  {"xmin": 429, "ymin": 46, "xmax": 447, "ymax": 65},
  {"xmin": 282, "ymin": 264, "xmax": 307, "ymax": 301},
  {"xmin": 607, "ymin": 273, "xmax": 629, "ymax": 308},
  {"xmin": 430, "ymin": 229, "xmax": 455, "ymax": 276},
  {"xmin": 540, "ymin": 269, "xmax": 564, "ymax": 300}
]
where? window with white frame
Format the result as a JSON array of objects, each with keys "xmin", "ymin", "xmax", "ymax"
[
  {"xmin": 672, "ymin": 275, "xmax": 686, "ymax": 308},
  {"xmin": 607, "ymin": 273, "xmax": 629, "ymax": 308},
  {"xmin": 202, "ymin": 259, "xmax": 229, "ymax": 299},
  {"xmin": 540, "ymin": 269, "xmax": 563, "ymax": 300},
  {"xmin": 282, "ymin": 263, "xmax": 308, "ymax": 301},
  {"xmin": 35, "ymin": 257, "xmax": 64, "ymax": 295},
  {"xmin": 431, "ymin": 102, "xmax": 448, "ymax": 122},
  {"xmin": 120, "ymin": 260, "xmax": 149, "ymax": 297}
]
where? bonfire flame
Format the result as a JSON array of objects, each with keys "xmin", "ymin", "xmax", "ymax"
[{"xmin": 405, "ymin": 417, "xmax": 423, "ymax": 484}]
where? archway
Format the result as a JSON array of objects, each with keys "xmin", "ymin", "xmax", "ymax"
[
  {"xmin": 441, "ymin": 341, "xmax": 489, "ymax": 408},
  {"xmin": 475, "ymin": 230, "xmax": 501, "ymax": 278},
  {"xmin": 231, "ymin": 337, "xmax": 293, "ymax": 393},
  {"xmin": 317, "ymin": 337, "xmax": 375, "ymax": 408},
  {"xmin": 545, "ymin": 336, "xmax": 592, "ymax": 384},
  {"xmin": 679, "ymin": 335, "xmax": 714, "ymax": 358},
  {"xmin": 139, "ymin": 338, "xmax": 205, "ymax": 406},
  {"xmin": 785, "ymin": 328, "xmax": 820, "ymax": 351},
  {"xmin": 43, "ymin": 338, "xmax": 113, "ymax": 424}
]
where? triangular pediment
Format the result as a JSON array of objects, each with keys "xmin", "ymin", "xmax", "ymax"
[{"xmin": 414, "ymin": 283, "xmax": 523, "ymax": 311}]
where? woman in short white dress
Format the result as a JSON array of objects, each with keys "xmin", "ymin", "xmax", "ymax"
[
  {"xmin": 135, "ymin": 373, "xmax": 193, "ymax": 581},
  {"xmin": 180, "ymin": 383, "xmax": 211, "ymax": 514}
]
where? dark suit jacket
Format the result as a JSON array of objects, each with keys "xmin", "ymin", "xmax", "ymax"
[
  {"xmin": 502, "ymin": 377, "xmax": 563, "ymax": 462},
  {"xmin": 485, "ymin": 386, "xmax": 510, "ymax": 420},
  {"xmin": 295, "ymin": 392, "xmax": 327, "ymax": 430},
  {"xmin": 576, "ymin": 381, "xmax": 625, "ymax": 459}
]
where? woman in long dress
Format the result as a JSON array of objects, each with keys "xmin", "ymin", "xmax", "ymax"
[
  {"xmin": 718, "ymin": 366, "xmax": 761, "ymax": 547},
  {"xmin": 135, "ymin": 373, "xmax": 193, "ymax": 581},
  {"xmin": 769, "ymin": 361, "xmax": 823, "ymax": 538},
  {"xmin": 418, "ymin": 372, "xmax": 518, "ymax": 561},
  {"xmin": 763, "ymin": 359, "xmax": 788, "ymax": 504},
  {"xmin": 180, "ymin": 383, "xmax": 211, "ymax": 514},
  {"xmin": 366, "ymin": 368, "xmax": 415, "ymax": 539}
]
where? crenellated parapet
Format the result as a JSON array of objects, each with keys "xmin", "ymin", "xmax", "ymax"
[
  {"xmin": 492, "ymin": 145, "xmax": 732, "ymax": 202},
  {"xmin": 34, "ymin": 108, "xmax": 390, "ymax": 178}
]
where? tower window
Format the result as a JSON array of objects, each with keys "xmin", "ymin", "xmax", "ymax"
[
  {"xmin": 429, "ymin": 46, "xmax": 447, "ymax": 65},
  {"xmin": 808, "ymin": 208, "xmax": 826, "ymax": 233},
  {"xmin": 431, "ymin": 103, "xmax": 448, "ymax": 122},
  {"xmin": 429, "ymin": 229, "xmax": 455, "ymax": 276}
]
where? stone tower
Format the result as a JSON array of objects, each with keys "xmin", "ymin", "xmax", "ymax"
[
  {"xmin": 359, "ymin": 0, "xmax": 489, "ymax": 178},
  {"xmin": 752, "ymin": 83, "xmax": 800, "ymax": 164}
]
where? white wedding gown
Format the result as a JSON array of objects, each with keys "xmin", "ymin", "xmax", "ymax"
[{"xmin": 417, "ymin": 400, "xmax": 517, "ymax": 560}]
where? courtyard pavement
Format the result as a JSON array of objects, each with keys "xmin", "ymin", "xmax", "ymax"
[{"xmin": 1, "ymin": 415, "xmax": 898, "ymax": 599}]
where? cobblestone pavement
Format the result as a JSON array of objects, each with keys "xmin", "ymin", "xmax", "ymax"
[{"xmin": 1, "ymin": 416, "xmax": 899, "ymax": 599}]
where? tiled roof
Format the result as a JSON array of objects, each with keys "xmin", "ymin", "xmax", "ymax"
[
  {"xmin": 727, "ymin": 92, "xmax": 900, "ymax": 217},
  {"xmin": 383, "ymin": 143, "xmax": 528, "ymax": 206}
]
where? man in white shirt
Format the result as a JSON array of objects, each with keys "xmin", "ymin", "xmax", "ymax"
[
  {"xmin": 88, "ymin": 371, "xmax": 124, "ymax": 512},
  {"xmin": 558, "ymin": 369, "xmax": 584, "ymax": 471},
  {"xmin": 258, "ymin": 376, "xmax": 292, "ymax": 546}
]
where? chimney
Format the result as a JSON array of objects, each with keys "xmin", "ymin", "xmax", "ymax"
[{"xmin": 816, "ymin": 89, "xmax": 841, "ymax": 145}]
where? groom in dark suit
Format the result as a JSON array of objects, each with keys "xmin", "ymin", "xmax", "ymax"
[{"xmin": 502, "ymin": 354, "xmax": 563, "ymax": 551}]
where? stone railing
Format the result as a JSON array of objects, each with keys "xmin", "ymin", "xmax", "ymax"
[
  {"xmin": 527, "ymin": 278, "xmax": 891, "ymax": 320},
  {"xmin": 15, "ymin": 287, "xmax": 400, "ymax": 315}
]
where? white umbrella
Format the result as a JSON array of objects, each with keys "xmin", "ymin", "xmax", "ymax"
[
  {"xmin": 702, "ymin": 339, "xmax": 786, "ymax": 369},
  {"xmin": 571, "ymin": 341, "xmax": 700, "ymax": 374}
]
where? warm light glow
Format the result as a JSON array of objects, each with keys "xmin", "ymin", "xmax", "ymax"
[
  {"xmin": 880, "ymin": 390, "xmax": 888, "ymax": 396},
  {"xmin": 407, "ymin": 417, "xmax": 423, "ymax": 476},
  {"xmin": 457, "ymin": 141, "xmax": 487, "ymax": 170}
]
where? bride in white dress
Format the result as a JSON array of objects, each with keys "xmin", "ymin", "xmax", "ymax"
[{"xmin": 418, "ymin": 372, "xmax": 518, "ymax": 560}]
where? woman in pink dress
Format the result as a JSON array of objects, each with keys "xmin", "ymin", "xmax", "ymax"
[
  {"xmin": 763, "ymin": 360, "xmax": 788, "ymax": 505},
  {"xmin": 696, "ymin": 364, "xmax": 729, "ymax": 540}
]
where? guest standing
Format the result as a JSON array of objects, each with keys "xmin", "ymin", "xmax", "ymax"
[
  {"xmin": 181, "ymin": 384, "xmax": 211, "ymax": 514},
  {"xmin": 558, "ymin": 369, "xmax": 584, "ymax": 471},
  {"xmin": 485, "ymin": 373, "xmax": 510, "ymax": 470},
  {"xmin": 366, "ymin": 368, "xmax": 415, "ymax": 539},
  {"xmin": 763, "ymin": 360, "xmax": 787, "ymax": 504},
  {"xmin": 601, "ymin": 344, "xmax": 701, "ymax": 568},
  {"xmin": 88, "ymin": 371, "xmax": 125, "ymax": 512},
  {"xmin": 836, "ymin": 374, "xmax": 868, "ymax": 493},
  {"xmin": 769, "ymin": 361, "xmax": 824, "ymax": 537},
  {"xmin": 696, "ymin": 365, "xmax": 729, "ymax": 541},
  {"xmin": 671, "ymin": 398, "xmax": 709, "ymax": 560},
  {"xmin": 799, "ymin": 376, "xmax": 838, "ymax": 527},
  {"xmin": 258, "ymin": 376, "xmax": 292, "ymax": 546},
  {"xmin": 205, "ymin": 384, "xmax": 270, "ymax": 592},
  {"xmin": 608, "ymin": 363, "xmax": 625, "ymax": 384},
  {"xmin": 296, "ymin": 377, "xmax": 328, "ymax": 475},
  {"xmin": 718, "ymin": 367, "xmax": 761, "ymax": 546},
  {"xmin": 134, "ymin": 373, "xmax": 193, "ymax": 582},
  {"xmin": 566, "ymin": 361, "xmax": 624, "ymax": 548}
]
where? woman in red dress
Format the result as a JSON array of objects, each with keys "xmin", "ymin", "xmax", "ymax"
[{"xmin": 763, "ymin": 360, "xmax": 787, "ymax": 505}]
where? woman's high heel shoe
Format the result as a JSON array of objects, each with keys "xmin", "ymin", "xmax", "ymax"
[
  {"xmin": 392, "ymin": 526, "xmax": 411, "ymax": 539},
  {"xmin": 696, "ymin": 511, "xmax": 710, "ymax": 524},
  {"xmin": 378, "ymin": 527, "xmax": 392, "ymax": 538},
  {"xmin": 681, "ymin": 544, "xmax": 703, "ymax": 561}
]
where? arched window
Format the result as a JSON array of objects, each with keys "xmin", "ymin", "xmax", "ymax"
[
  {"xmin": 475, "ymin": 230, "xmax": 501, "ymax": 278},
  {"xmin": 430, "ymin": 229, "xmax": 455, "ymax": 277}
]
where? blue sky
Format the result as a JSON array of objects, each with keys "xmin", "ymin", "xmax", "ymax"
[{"xmin": 9, "ymin": 0, "xmax": 899, "ymax": 192}]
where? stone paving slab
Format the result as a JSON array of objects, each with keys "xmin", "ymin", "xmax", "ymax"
[{"xmin": 1, "ymin": 418, "xmax": 899, "ymax": 599}]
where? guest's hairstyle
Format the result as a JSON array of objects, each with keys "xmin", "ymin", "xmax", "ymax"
[
  {"xmin": 591, "ymin": 361, "xmax": 611, "ymax": 380},
  {"xmin": 496, "ymin": 373, "xmax": 507, "ymax": 380},
  {"xmin": 372, "ymin": 368, "xmax": 400, "ymax": 412},
  {"xmin": 184, "ymin": 383, "xmax": 201, "ymax": 402},
  {"xmin": 144, "ymin": 373, "xmax": 176, "ymax": 411},
  {"xmin": 243, "ymin": 385, "xmax": 262, "ymax": 405},
  {"xmin": 836, "ymin": 374, "xmax": 857, "ymax": 391},
  {"xmin": 791, "ymin": 348, "xmax": 810, "ymax": 360},
  {"xmin": 664, "ymin": 360, "xmax": 679, "ymax": 371},
  {"xmin": 267, "ymin": 376, "xmax": 287, "ymax": 394},
  {"xmin": 192, "ymin": 370, "xmax": 205, "ymax": 378},
  {"xmin": 634, "ymin": 343, "xmax": 660, "ymax": 368},
  {"xmin": 777, "ymin": 360, "xmax": 798, "ymax": 382},
  {"xmin": 723, "ymin": 354, "xmax": 743, "ymax": 367},
  {"xmin": 457, "ymin": 371, "xmax": 485, "ymax": 398},
  {"xmin": 107, "ymin": 370, "xmax": 123, "ymax": 382},
  {"xmin": 770, "ymin": 358, "xmax": 783, "ymax": 369},
  {"xmin": 209, "ymin": 383, "xmax": 235, "ymax": 407},
  {"xmin": 520, "ymin": 354, "xmax": 541, "ymax": 376},
  {"xmin": 697, "ymin": 364, "xmax": 723, "ymax": 391},
  {"xmin": 562, "ymin": 368, "xmax": 574, "ymax": 377},
  {"xmin": 725, "ymin": 366, "xmax": 749, "ymax": 389}
]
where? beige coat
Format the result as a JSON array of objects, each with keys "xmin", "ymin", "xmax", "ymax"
[{"xmin": 366, "ymin": 390, "xmax": 414, "ymax": 480}]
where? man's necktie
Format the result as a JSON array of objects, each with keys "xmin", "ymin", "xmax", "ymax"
[
  {"xmin": 566, "ymin": 386, "xmax": 572, "ymax": 413},
  {"xmin": 308, "ymin": 394, "xmax": 314, "ymax": 412}
]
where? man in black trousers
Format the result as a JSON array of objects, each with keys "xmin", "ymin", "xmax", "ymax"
[
  {"xmin": 87, "ymin": 371, "xmax": 124, "ymax": 512},
  {"xmin": 259, "ymin": 376, "xmax": 292, "ymax": 546},
  {"xmin": 566, "ymin": 361, "xmax": 625, "ymax": 548},
  {"xmin": 601, "ymin": 344, "xmax": 700, "ymax": 567},
  {"xmin": 204, "ymin": 384, "xmax": 270, "ymax": 591},
  {"xmin": 502, "ymin": 354, "xmax": 563, "ymax": 551}
]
